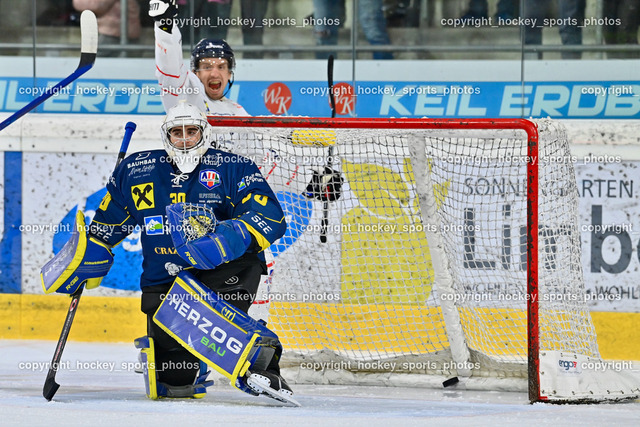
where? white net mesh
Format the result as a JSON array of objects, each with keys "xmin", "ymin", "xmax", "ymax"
[
  {"xmin": 176, "ymin": 203, "xmax": 218, "ymax": 241},
  {"xmin": 210, "ymin": 118, "xmax": 599, "ymax": 383}
]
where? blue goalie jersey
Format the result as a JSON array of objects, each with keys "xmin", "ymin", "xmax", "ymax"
[{"xmin": 90, "ymin": 148, "xmax": 286, "ymax": 288}]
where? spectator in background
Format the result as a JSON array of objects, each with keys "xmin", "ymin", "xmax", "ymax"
[
  {"xmin": 73, "ymin": 0, "xmax": 141, "ymax": 57},
  {"xmin": 177, "ymin": 0, "xmax": 268, "ymax": 59},
  {"xmin": 460, "ymin": 0, "xmax": 518, "ymax": 21},
  {"xmin": 602, "ymin": 0, "xmax": 640, "ymax": 58},
  {"xmin": 37, "ymin": 0, "xmax": 80, "ymax": 26},
  {"xmin": 523, "ymin": 0, "xmax": 586, "ymax": 59},
  {"xmin": 313, "ymin": 0, "xmax": 393, "ymax": 60},
  {"xmin": 383, "ymin": 0, "xmax": 419, "ymax": 27}
]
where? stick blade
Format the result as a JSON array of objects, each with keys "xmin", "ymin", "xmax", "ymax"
[
  {"xmin": 80, "ymin": 10, "xmax": 98, "ymax": 55},
  {"xmin": 0, "ymin": 10, "xmax": 97, "ymax": 132},
  {"xmin": 43, "ymin": 376, "xmax": 60, "ymax": 401}
]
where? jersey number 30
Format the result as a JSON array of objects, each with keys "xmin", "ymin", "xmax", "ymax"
[{"xmin": 170, "ymin": 192, "xmax": 186, "ymax": 203}]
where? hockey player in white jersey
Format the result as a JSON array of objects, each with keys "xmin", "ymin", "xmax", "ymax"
[
  {"xmin": 147, "ymin": 0, "xmax": 340, "ymax": 191},
  {"xmin": 149, "ymin": 0, "xmax": 247, "ymax": 115}
]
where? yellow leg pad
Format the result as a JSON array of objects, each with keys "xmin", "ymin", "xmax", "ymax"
[{"xmin": 134, "ymin": 336, "xmax": 159, "ymax": 400}]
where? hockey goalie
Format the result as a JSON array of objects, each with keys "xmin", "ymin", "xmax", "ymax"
[{"xmin": 40, "ymin": 102, "xmax": 298, "ymax": 406}]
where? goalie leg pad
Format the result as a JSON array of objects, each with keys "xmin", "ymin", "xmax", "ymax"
[
  {"xmin": 152, "ymin": 271, "xmax": 281, "ymax": 386},
  {"xmin": 134, "ymin": 336, "xmax": 160, "ymax": 399},
  {"xmin": 134, "ymin": 336, "xmax": 213, "ymax": 399},
  {"xmin": 194, "ymin": 252, "xmax": 267, "ymax": 313},
  {"xmin": 41, "ymin": 210, "xmax": 114, "ymax": 294}
]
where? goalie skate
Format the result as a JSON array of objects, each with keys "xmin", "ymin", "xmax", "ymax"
[{"xmin": 246, "ymin": 371, "xmax": 300, "ymax": 407}]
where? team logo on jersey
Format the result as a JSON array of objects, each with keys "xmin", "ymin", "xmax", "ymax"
[
  {"xmin": 132, "ymin": 182, "xmax": 155, "ymax": 210},
  {"xmin": 199, "ymin": 169, "xmax": 221, "ymax": 190},
  {"xmin": 144, "ymin": 215, "xmax": 164, "ymax": 235},
  {"xmin": 237, "ymin": 178, "xmax": 247, "ymax": 192}
]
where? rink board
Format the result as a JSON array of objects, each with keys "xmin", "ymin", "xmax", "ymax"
[
  {"xmin": 0, "ymin": 293, "xmax": 638, "ymax": 361},
  {"xmin": 1, "ymin": 115, "xmax": 640, "ymax": 365}
]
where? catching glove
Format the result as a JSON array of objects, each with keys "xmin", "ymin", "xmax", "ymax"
[{"xmin": 166, "ymin": 203, "xmax": 253, "ymax": 270}]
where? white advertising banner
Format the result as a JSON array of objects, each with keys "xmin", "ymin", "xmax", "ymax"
[{"xmin": 576, "ymin": 161, "xmax": 640, "ymax": 311}]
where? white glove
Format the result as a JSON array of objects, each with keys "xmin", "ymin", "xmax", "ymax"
[{"xmin": 149, "ymin": 0, "xmax": 178, "ymax": 22}]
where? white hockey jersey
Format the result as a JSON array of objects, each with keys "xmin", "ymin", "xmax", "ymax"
[
  {"xmin": 153, "ymin": 22, "xmax": 309, "ymax": 193},
  {"xmin": 154, "ymin": 24, "xmax": 248, "ymax": 116}
]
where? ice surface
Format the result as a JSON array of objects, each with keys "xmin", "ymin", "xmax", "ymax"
[{"xmin": 0, "ymin": 340, "xmax": 638, "ymax": 426}]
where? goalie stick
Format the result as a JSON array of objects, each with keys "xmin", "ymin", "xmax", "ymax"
[
  {"xmin": 0, "ymin": 10, "xmax": 98, "ymax": 132},
  {"xmin": 319, "ymin": 54, "xmax": 337, "ymax": 243},
  {"xmin": 43, "ymin": 122, "xmax": 137, "ymax": 401}
]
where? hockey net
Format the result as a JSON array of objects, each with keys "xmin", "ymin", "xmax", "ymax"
[{"xmin": 208, "ymin": 116, "xmax": 640, "ymax": 403}]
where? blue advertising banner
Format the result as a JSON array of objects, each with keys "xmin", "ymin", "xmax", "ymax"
[
  {"xmin": 1, "ymin": 77, "xmax": 639, "ymax": 118},
  {"xmin": 242, "ymin": 81, "xmax": 640, "ymax": 118}
]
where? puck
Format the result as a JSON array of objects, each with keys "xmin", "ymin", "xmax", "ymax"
[{"xmin": 442, "ymin": 377, "xmax": 459, "ymax": 388}]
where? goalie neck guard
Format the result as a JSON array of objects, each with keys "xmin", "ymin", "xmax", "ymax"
[{"xmin": 161, "ymin": 101, "xmax": 212, "ymax": 173}]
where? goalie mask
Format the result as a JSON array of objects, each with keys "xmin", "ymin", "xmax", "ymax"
[{"xmin": 161, "ymin": 101, "xmax": 212, "ymax": 173}]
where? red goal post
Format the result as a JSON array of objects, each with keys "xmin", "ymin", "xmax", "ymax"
[{"xmin": 206, "ymin": 116, "xmax": 639, "ymax": 403}]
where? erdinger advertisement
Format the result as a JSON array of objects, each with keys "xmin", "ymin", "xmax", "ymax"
[
  {"xmin": 1, "ymin": 77, "xmax": 638, "ymax": 118},
  {"xmin": 0, "ymin": 58, "xmax": 639, "ymax": 118}
]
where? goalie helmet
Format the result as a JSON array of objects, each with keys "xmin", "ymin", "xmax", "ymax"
[{"xmin": 161, "ymin": 101, "xmax": 212, "ymax": 173}]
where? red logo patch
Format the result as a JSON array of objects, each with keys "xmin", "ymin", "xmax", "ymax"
[
  {"xmin": 332, "ymin": 83, "xmax": 355, "ymax": 116},
  {"xmin": 199, "ymin": 169, "xmax": 221, "ymax": 189},
  {"xmin": 263, "ymin": 82, "xmax": 292, "ymax": 115}
]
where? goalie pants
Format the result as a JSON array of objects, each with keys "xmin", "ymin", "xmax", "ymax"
[{"xmin": 141, "ymin": 253, "xmax": 267, "ymax": 386}]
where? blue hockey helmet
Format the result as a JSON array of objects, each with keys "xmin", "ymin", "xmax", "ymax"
[{"xmin": 190, "ymin": 39, "xmax": 236, "ymax": 72}]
